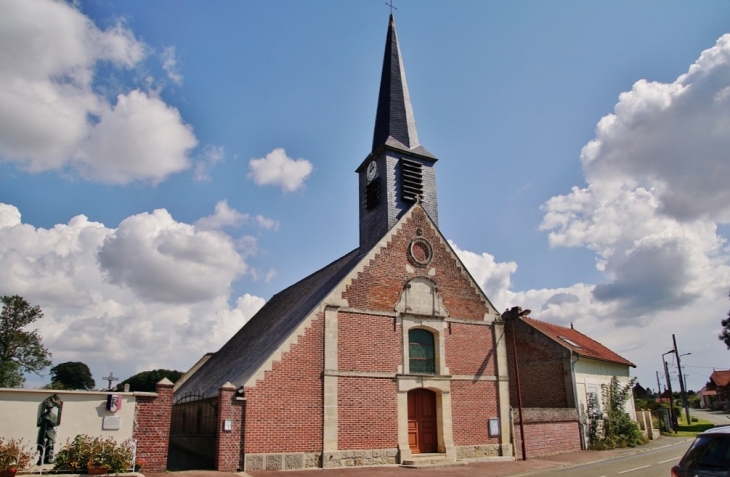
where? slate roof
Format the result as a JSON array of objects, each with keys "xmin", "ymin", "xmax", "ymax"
[
  {"xmin": 710, "ymin": 370, "xmax": 730, "ymax": 388},
  {"xmin": 522, "ymin": 317, "xmax": 635, "ymax": 367},
  {"xmin": 370, "ymin": 15, "xmax": 435, "ymax": 161},
  {"xmin": 175, "ymin": 248, "xmax": 362, "ymax": 398}
]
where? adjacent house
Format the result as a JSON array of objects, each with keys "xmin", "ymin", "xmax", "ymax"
[{"xmin": 505, "ymin": 316, "xmax": 636, "ymax": 450}]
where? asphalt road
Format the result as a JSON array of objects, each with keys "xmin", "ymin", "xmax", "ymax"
[
  {"xmin": 690, "ymin": 408, "xmax": 730, "ymax": 427},
  {"xmin": 544, "ymin": 439, "xmax": 691, "ymax": 477}
]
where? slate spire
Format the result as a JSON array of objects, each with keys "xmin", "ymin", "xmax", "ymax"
[{"xmin": 372, "ymin": 14, "xmax": 420, "ymax": 153}]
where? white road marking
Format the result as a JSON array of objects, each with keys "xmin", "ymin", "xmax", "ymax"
[
  {"xmin": 618, "ymin": 465, "xmax": 651, "ymax": 474},
  {"xmin": 658, "ymin": 457, "xmax": 681, "ymax": 464}
]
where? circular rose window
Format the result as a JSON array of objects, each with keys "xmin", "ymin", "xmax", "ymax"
[{"xmin": 409, "ymin": 237, "xmax": 433, "ymax": 267}]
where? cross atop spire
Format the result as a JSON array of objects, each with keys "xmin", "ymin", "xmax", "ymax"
[{"xmin": 371, "ymin": 15, "xmax": 433, "ymax": 159}]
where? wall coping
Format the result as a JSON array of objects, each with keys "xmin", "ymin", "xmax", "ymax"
[{"xmin": 0, "ymin": 388, "xmax": 157, "ymax": 397}]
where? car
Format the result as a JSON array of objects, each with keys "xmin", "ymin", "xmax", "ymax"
[{"xmin": 672, "ymin": 425, "xmax": 730, "ymax": 476}]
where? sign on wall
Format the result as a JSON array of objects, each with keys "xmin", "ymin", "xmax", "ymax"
[{"xmin": 106, "ymin": 394, "xmax": 122, "ymax": 413}]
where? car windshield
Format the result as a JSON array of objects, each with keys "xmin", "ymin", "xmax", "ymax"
[{"xmin": 680, "ymin": 434, "xmax": 730, "ymax": 470}]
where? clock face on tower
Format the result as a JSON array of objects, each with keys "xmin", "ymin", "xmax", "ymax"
[{"xmin": 366, "ymin": 160, "xmax": 378, "ymax": 182}]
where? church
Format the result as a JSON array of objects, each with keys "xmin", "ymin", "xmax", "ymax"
[{"xmin": 175, "ymin": 15, "xmax": 514, "ymax": 471}]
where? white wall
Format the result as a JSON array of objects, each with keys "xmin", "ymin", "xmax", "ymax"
[
  {"xmin": 573, "ymin": 358, "xmax": 636, "ymax": 421},
  {"xmin": 0, "ymin": 389, "xmax": 138, "ymax": 454}
]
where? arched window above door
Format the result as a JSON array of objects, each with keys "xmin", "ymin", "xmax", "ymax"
[{"xmin": 409, "ymin": 328, "xmax": 435, "ymax": 374}]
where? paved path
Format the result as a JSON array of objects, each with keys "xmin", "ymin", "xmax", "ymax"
[{"xmin": 146, "ymin": 436, "xmax": 693, "ymax": 477}]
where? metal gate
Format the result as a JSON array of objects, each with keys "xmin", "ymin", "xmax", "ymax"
[{"xmin": 167, "ymin": 393, "xmax": 218, "ymax": 471}]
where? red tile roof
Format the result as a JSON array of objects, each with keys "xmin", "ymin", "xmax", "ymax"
[
  {"xmin": 711, "ymin": 370, "xmax": 730, "ymax": 388},
  {"xmin": 522, "ymin": 317, "xmax": 635, "ymax": 367}
]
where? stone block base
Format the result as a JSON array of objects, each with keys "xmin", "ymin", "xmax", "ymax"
[
  {"xmin": 244, "ymin": 452, "xmax": 321, "ymax": 471},
  {"xmin": 456, "ymin": 444, "xmax": 514, "ymax": 462},
  {"xmin": 322, "ymin": 448, "xmax": 399, "ymax": 468}
]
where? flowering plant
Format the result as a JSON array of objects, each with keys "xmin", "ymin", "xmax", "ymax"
[{"xmin": 0, "ymin": 438, "xmax": 33, "ymax": 471}]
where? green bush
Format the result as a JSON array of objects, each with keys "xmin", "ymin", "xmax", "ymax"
[
  {"xmin": 588, "ymin": 377, "xmax": 648, "ymax": 450},
  {"xmin": 53, "ymin": 435, "xmax": 134, "ymax": 473}
]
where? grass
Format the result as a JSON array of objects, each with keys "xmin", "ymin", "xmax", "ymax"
[{"xmin": 672, "ymin": 412, "xmax": 715, "ymax": 436}]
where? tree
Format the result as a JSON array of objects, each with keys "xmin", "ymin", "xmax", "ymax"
[
  {"xmin": 49, "ymin": 361, "xmax": 95, "ymax": 390},
  {"xmin": 115, "ymin": 369, "xmax": 183, "ymax": 392},
  {"xmin": 719, "ymin": 292, "xmax": 730, "ymax": 348},
  {"xmin": 0, "ymin": 295, "xmax": 52, "ymax": 387}
]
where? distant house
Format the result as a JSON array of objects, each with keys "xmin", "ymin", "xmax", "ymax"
[
  {"xmin": 699, "ymin": 387, "xmax": 717, "ymax": 409},
  {"xmin": 633, "ymin": 383, "xmax": 649, "ymax": 400},
  {"xmin": 505, "ymin": 317, "xmax": 637, "ymax": 449},
  {"xmin": 707, "ymin": 370, "xmax": 730, "ymax": 409}
]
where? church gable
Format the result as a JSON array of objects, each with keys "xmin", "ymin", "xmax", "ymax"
[{"xmin": 344, "ymin": 205, "xmax": 497, "ymax": 321}]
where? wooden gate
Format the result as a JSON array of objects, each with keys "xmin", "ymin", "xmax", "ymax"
[{"xmin": 167, "ymin": 393, "xmax": 218, "ymax": 470}]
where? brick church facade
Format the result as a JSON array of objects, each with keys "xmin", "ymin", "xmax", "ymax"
[{"xmin": 175, "ymin": 15, "xmax": 514, "ymax": 471}]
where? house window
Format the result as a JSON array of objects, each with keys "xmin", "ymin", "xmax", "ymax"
[{"xmin": 409, "ymin": 329, "xmax": 435, "ymax": 374}]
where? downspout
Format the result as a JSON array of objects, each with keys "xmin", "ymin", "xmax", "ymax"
[{"xmin": 570, "ymin": 352, "xmax": 586, "ymax": 450}]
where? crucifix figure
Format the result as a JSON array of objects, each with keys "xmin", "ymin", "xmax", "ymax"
[
  {"xmin": 385, "ymin": 1, "xmax": 397, "ymax": 14},
  {"xmin": 103, "ymin": 372, "xmax": 119, "ymax": 390}
]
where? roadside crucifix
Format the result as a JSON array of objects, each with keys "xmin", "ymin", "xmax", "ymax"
[{"xmin": 102, "ymin": 372, "xmax": 119, "ymax": 391}]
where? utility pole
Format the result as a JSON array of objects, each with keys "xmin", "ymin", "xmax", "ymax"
[
  {"xmin": 662, "ymin": 352, "xmax": 677, "ymax": 432},
  {"xmin": 503, "ymin": 306, "xmax": 531, "ymax": 461},
  {"xmin": 656, "ymin": 371, "xmax": 662, "ymax": 399},
  {"xmin": 672, "ymin": 334, "xmax": 691, "ymax": 425}
]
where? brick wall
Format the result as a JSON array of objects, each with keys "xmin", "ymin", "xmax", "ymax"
[
  {"xmin": 339, "ymin": 311, "xmax": 401, "ymax": 373},
  {"xmin": 445, "ymin": 322, "xmax": 495, "ymax": 376},
  {"xmin": 338, "ymin": 377, "xmax": 398, "ymax": 450},
  {"xmin": 243, "ymin": 313, "xmax": 324, "ymax": 454},
  {"xmin": 217, "ymin": 384, "xmax": 245, "ymax": 472},
  {"xmin": 133, "ymin": 381, "xmax": 173, "ymax": 473},
  {"xmin": 451, "ymin": 380, "xmax": 500, "ymax": 446},
  {"xmin": 505, "ymin": 318, "xmax": 569, "ymax": 408},
  {"xmin": 345, "ymin": 207, "xmax": 488, "ymax": 320},
  {"xmin": 513, "ymin": 408, "xmax": 581, "ymax": 459}
]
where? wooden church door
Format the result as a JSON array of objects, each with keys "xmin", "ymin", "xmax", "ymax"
[{"xmin": 407, "ymin": 388, "xmax": 438, "ymax": 453}]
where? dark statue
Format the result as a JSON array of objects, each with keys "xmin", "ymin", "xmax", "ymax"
[{"xmin": 37, "ymin": 394, "xmax": 63, "ymax": 464}]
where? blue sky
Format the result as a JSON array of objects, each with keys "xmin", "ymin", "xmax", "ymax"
[{"xmin": 1, "ymin": 0, "xmax": 729, "ymax": 393}]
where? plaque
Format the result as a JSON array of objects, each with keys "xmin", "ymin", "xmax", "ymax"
[{"xmin": 102, "ymin": 416, "xmax": 121, "ymax": 430}]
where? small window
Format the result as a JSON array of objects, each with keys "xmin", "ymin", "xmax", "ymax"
[
  {"xmin": 409, "ymin": 329, "xmax": 435, "ymax": 374},
  {"xmin": 559, "ymin": 336, "xmax": 582, "ymax": 349}
]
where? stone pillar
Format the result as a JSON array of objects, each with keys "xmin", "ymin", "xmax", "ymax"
[
  {"xmin": 132, "ymin": 378, "xmax": 174, "ymax": 473},
  {"xmin": 493, "ymin": 321, "xmax": 513, "ymax": 456},
  {"xmin": 217, "ymin": 382, "xmax": 244, "ymax": 472},
  {"xmin": 323, "ymin": 305, "xmax": 339, "ymax": 454}
]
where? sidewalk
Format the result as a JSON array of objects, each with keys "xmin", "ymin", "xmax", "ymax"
[{"xmin": 145, "ymin": 435, "xmax": 693, "ymax": 477}]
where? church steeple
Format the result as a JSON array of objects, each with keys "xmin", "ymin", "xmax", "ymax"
[
  {"xmin": 372, "ymin": 14, "xmax": 420, "ymax": 152},
  {"xmin": 357, "ymin": 15, "xmax": 439, "ymax": 252}
]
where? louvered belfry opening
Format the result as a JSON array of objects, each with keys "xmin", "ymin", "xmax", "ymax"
[
  {"xmin": 400, "ymin": 158, "xmax": 423, "ymax": 202},
  {"xmin": 365, "ymin": 178, "xmax": 381, "ymax": 210}
]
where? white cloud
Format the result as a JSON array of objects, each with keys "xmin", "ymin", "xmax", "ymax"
[
  {"xmin": 248, "ymin": 148, "xmax": 313, "ymax": 192},
  {"xmin": 580, "ymin": 34, "xmax": 730, "ymax": 223},
  {"xmin": 76, "ymin": 90, "xmax": 197, "ymax": 184},
  {"xmin": 161, "ymin": 46, "xmax": 183, "ymax": 86},
  {"xmin": 195, "ymin": 200, "xmax": 279, "ymax": 231},
  {"xmin": 0, "ymin": 0, "xmax": 197, "ymax": 184},
  {"xmin": 520, "ymin": 33, "xmax": 730, "ymax": 386},
  {"xmin": 194, "ymin": 145, "xmax": 225, "ymax": 181},
  {"xmin": 0, "ymin": 202, "xmax": 264, "ymax": 386}
]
